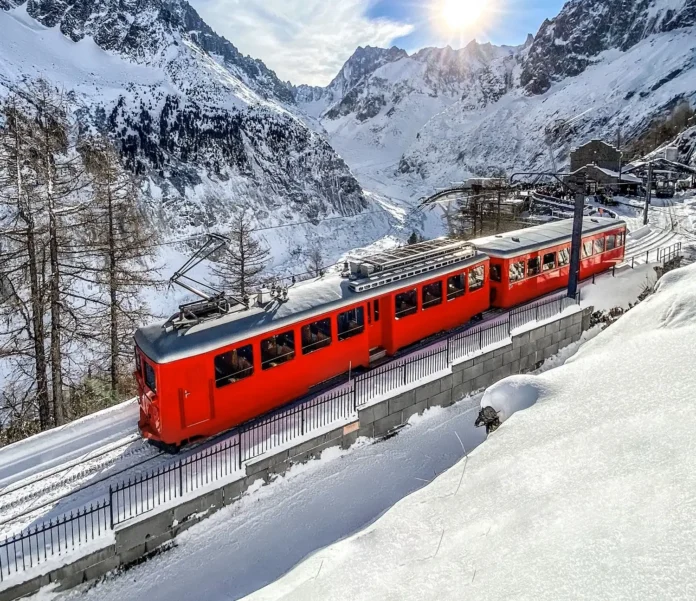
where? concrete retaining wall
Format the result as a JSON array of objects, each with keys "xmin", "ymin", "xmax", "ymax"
[
  {"xmin": 359, "ymin": 307, "xmax": 591, "ymax": 438},
  {"xmin": 1, "ymin": 307, "xmax": 592, "ymax": 601}
]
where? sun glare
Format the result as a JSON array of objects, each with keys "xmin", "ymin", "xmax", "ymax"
[{"xmin": 438, "ymin": 0, "xmax": 485, "ymax": 32}]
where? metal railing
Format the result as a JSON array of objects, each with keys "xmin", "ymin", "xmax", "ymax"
[
  {"xmin": 354, "ymin": 294, "xmax": 580, "ymax": 407},
  {"xmin": 239, "ymin": 387, "xmax": 354, "ymax": 463},
  {"xmin": 0, "ymin": 501, "xmax": 110, "ymax": 582},
  {"xmin": 110, "ymin": 438, "xmax": 241, "ymax": 526},
  {"xmin": 658, "ymin": 242, "xmax": 682, "ymax": 264},
  {"xmin": 0, "ymin": 291, "xmax": 581, "ymax": 582}
]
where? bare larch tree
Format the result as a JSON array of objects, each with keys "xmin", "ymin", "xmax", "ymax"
[
  {"xmin": 79, "ymin": 134, "xmax": 161, "ymax": 399},
  {"xmin": 212, "ymin": 209, "xmax": 269, "ymax": 298},
  {"xmin": 0, "ymin": 91, "xmax": 51, "ymax": 429}
]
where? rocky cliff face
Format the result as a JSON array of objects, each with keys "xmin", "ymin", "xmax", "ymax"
[
  {"xmin": 521, "ymin": 0, "xmax": 696, "ymax": 94},
  {"xmin": 0, "ymin": 0, "xmax": 369, "ymax": 244}
]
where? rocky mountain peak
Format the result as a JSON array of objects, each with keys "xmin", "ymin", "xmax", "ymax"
[
  {"xmin": 11, "ymin": 0, "xmax": 294, "ymax": 103},
  {"xmin": 521, "ymin": 0, "xmax": 696, "ymax": 94},
  {"xmin": 326, "ymin": 45, "xmax": 408, "ymax": 98}
]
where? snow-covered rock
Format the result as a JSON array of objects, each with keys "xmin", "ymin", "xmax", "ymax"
[{"xmin": 480, "ymin": 375, "xmax": 545, "ymax": 424}]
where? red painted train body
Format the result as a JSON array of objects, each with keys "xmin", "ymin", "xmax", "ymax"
[{"xmin": 134, "ymin": 218, "xmax": 626, "ymax": 447}]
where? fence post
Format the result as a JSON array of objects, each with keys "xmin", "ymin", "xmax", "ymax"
[
  {"xmin": 178, "ymin": 460, "xmax": 184, "ymax": 497},
  {"xmin": 631, "ymin": 256, "xmax": 634, "ymax": 269},
  {"xmin": 301, "ymin": 405, "xmax": 305, "ymax": 436},
  {"xmin": 108, "ymin": 486, "xmax": 114, "ymax": 529},
  {"xmin": 646, "ymin": 250, "xmax": 649, "ymax": 263},
  {"xmin": 352, "ymin": 380, "xmax": 357, "ymax": 412},
  {"xmin": 402, "ymin": 362, "xmax": 407, "ymax": 386},
  {"xmin": 479, "ymin": 328, "xmax": 483, "ymax": 350},
  {"xmin": 446, "ymin": 336, "xmax": 451, "ymax": 364},
  {"xmin": 592, "ymin": 273, "xmax": 595, "ymax": 284},
  {"xmin": 612, "ymin": 264, "xmax": 615, "ymax": 277},
  {"xmin": 536, "ymin": 304, "xmax": 540, "ymax": 322},
  {"xmin": 238, "ymin": 436, "xmax": 242, "ymax": 471}
]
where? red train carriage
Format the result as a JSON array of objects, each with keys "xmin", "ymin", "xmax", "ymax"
[
  {"xmin": 134, "ymin": 239, "xmax": 490, "ymax": 447},
  {"xmin": 472, "ymin": 217, "xmax": 627, "ymax": 308}
]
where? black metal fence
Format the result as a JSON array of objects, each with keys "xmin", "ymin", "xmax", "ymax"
[
  {"xmin": 110, "ymin": 438, "xmax": 241, "ymax": 525},
  {"xmin": 658, "ymin": 242, "xmax": 682, "ymax": 264},
  {"xmin": 354, "ymin": 294, "xmax": 580, "ymax": 407},
  {"xmin": 239, "ymin": 386, "xmax": 354, "ymax": 462},
  {"xmin": 0, "ymin": 291, "xmax": 581, "ymax": 582},
  {"xmin": 0, "ymin": 501, "xmax": 110, "ymax": 582}
]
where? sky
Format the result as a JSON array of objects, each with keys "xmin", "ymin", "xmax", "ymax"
[{"xmin": 190, "ymin": 0, "xmax": 568, "ymax": 86}]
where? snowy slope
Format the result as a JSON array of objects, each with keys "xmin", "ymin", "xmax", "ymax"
[
  {"xmin": 297, "ymin": 41, "xmax": 522, "ymax": 201},
  {"xmin": 299, "ymin": 0, "xmax": 696, "ymax": 204},
  {"xmin": 244, "ymin": 264, "xmax": 696, "ymax": 601},
  {"xmin": 401, "ymin": 26, "xmax": 696, "ymax": 187},
  {"xmin": 0, "ymin": 0, "xmax": 384, "ymax": 262}
]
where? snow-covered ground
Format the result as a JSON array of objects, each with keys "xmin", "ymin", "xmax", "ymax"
[
  {"xmin": 240, "ymin": 263, "xmax": 696, "ymax": 601},
  {"xmin": 8, "ymin": 254, "xmax": 676, "ymax": 600}
]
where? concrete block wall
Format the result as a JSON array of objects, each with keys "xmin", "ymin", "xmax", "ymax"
[
  {"xmin": 0, "ymin": 306, "xmax": 592, "ymax": 601},
  {"xmin": 359, "ymin": 307, "xmax": 591, "ymax": 438}
]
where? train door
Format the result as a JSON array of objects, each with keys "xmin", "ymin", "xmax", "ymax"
[
  {"xmin": 178, "ymin": 364, "xmax": 213, "ymax": 431},
  {"xmin": 367, "ymin": 298, "xmax": 384, "ymax": 352}
]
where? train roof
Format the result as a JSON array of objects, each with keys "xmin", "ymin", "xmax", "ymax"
[
  {"xmin": 472, "ymin": 217, "xmax": 625, "ymax": 258},
  {"xmin": 135, "ymin": 249, "xmax": 487, "ymax": 364}
]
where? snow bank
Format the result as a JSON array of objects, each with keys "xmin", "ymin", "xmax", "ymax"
[
  {"xmin": 245, "ymin": 261, "xmax": 696, "ymax": 601},
  {"xmin": 579, "ymin": 263, "xmax": 658, "ymax": 311},
  {"xmin": 628, "ymin": 224, "xmax": 651, "ymax": 240}
]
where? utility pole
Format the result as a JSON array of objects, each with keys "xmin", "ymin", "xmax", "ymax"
[
  {"xmin": 567, "ymin": 172, "xmax": 586, "ymax": 300},
  {"xmin": 643, "ymin": 162, "xmax": 652, "ymax": 226}
]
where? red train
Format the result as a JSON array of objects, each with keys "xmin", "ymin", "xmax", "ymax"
[{"xmin": 134, "ymin": 217, "xmax": 626, "ymax": 448}]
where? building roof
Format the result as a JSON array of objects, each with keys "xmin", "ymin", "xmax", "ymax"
[
  {"xmin": 135, "ymin": 251, "xmax": 486, "ymax": 364},
  {"xmin": 593, "ymin": 167, "xmax": 643, "ymax": 184},
  {"xmin": 471, "ymin": 217, "xmax": 624, "ymax": 258}
]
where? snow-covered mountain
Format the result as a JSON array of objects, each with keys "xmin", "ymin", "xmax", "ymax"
[
  {"xmin": 295, "ymin": 41, "xmax": 525, "ymax": 195},
  {"xmin": 299, "ymin": 0, "xmax": 696, "ymax": 200},
  {"xmin": 0, "ymin": 0, "xmax": 387, "ymax": 267}
]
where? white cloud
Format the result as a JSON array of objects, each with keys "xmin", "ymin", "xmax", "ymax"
[{"xmin": 190, "ymin": 0, "xmax": 415, "ymax": 86}]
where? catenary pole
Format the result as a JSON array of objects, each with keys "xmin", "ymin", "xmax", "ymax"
[
  {"xmin": 567, "ymin": 172, "xmax": 586, "ymax": 300},
  {"xmin": 643, "ymin": 161, "xmax": 652, "ymax": 226}
]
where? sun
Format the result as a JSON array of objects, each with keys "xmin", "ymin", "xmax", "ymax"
[{"xmin": 437, "ymin": 0, "xmax": 485, "ymax": 33}]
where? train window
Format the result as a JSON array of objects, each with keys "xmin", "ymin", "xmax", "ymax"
[
  {"xmin": 301, "ymin": 318, "xmax": 332, "ymax": 354},
  {"xmin": 558, "ymin": 248, "xmax": 570, "ymax": 267},
  {"xmin": 509, "ymin": 261, "xmax": 525, "ymax": 283},
  {"xmin": 422, "ymin": 281, "xmax": 443, "ymax": 309},
  {"xmin": 606, "ymin": 234, "xmax": 616, "ymax": 251},
  {"xmin": 582, "ymin": 241, "xmax": 593, "ymax": 258},
  {"xmin": 527, "ymin": 257, "xmax": 540, "ymax": 277},
  {"xmin": 144, "ymin": 362, "xmax": 156, "ymax": 393},
  {"xmin": 395, "ymin": 289, "xmax": 418, "ymax": 318},
  {"xmin": 261, "ymin": 331, "xmax": 295, "ymax": 370},
  {"xmin": 215, "ymin": 345, "xmax": 254, "ymax": 387},
  {"xmin": 447, "ymin": 274, "xmax": 465, "ymax": 300},
  {"xmin": 373, "ymin": 299, "xmax": 380, "ymax": 322},
  {"xmin": 617, "ymin": 231, "xmax": 625, "ymax": 247},
  {"xmin": 135, "ymin": 349, "xmax": 141, "ymax": 374},
  {"xmin": 490, "ymin": 264, "xmax": 502, "ymax": 282},
  {"xmin": 542, "ymin": 252, "xmax": 556, "ymax": 271},
  {"xmin": 468, "ymin": 265, "xmax": 485, "ymax": 291},
  {"xmin": 338, "ymin": 307, "xmax": 365, "ymax": 340},
  {"xmin": 593, "ymin": 237, "xmax": 605, "ymax": 255}
]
